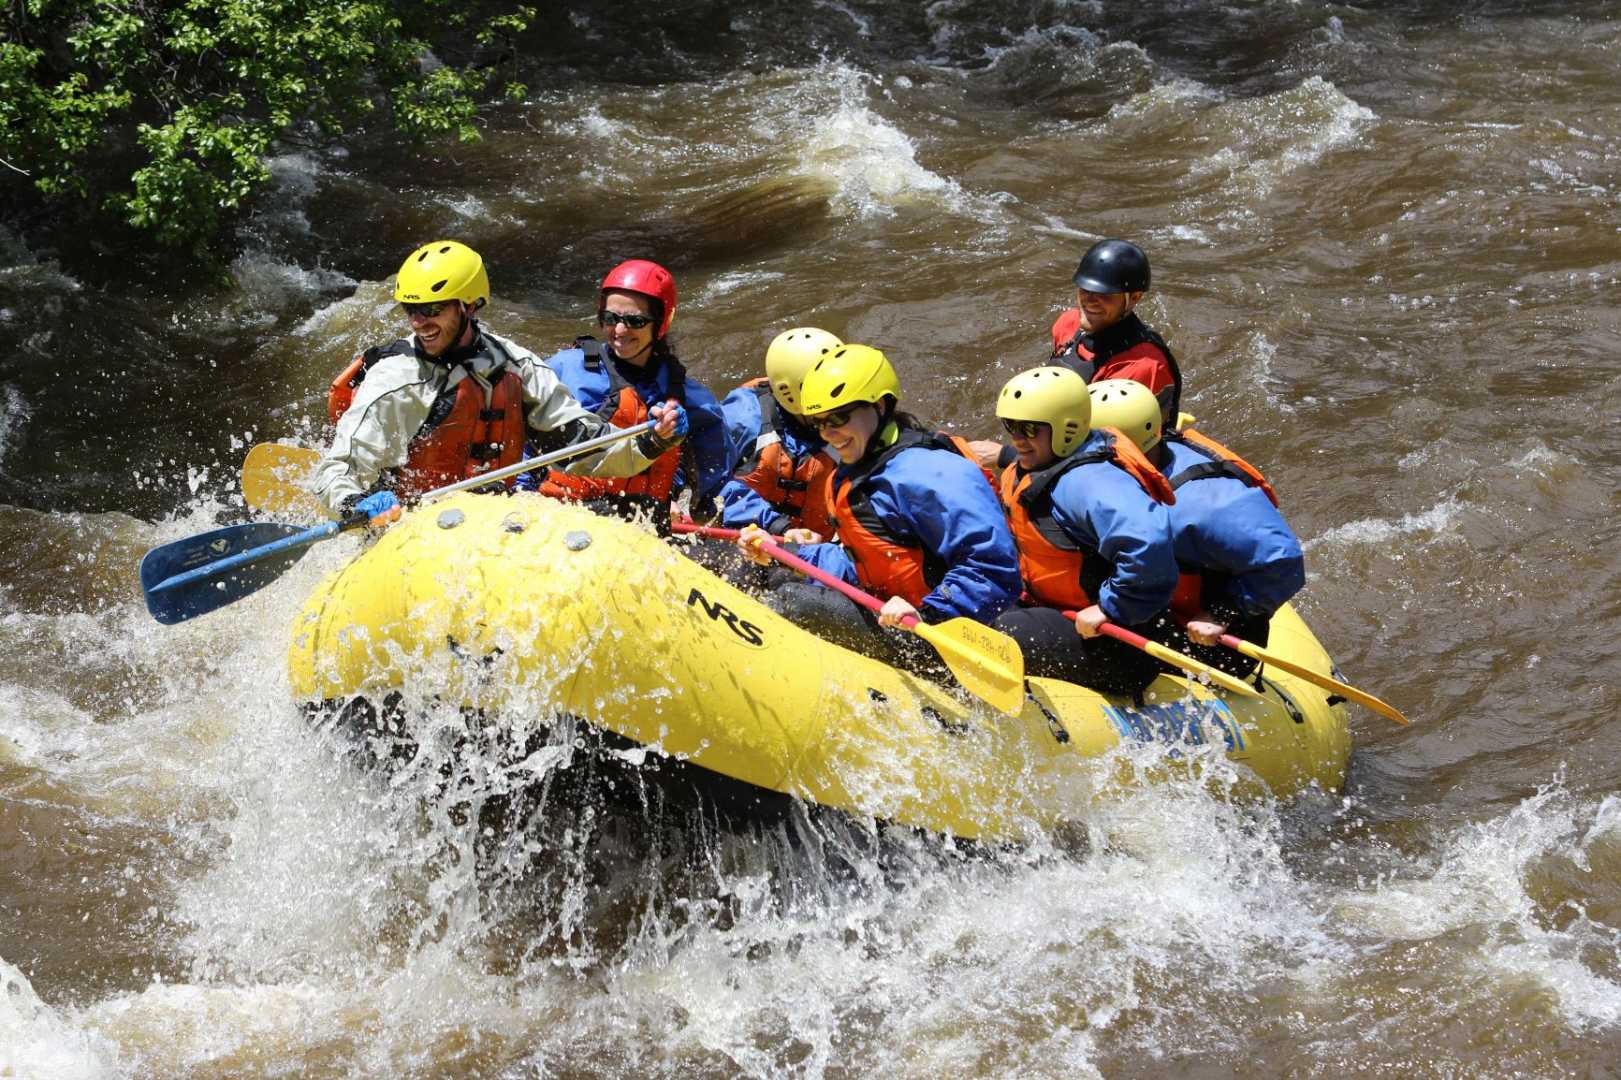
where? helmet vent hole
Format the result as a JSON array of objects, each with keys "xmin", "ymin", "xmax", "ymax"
[
  {"xmin": 430, "ymin": 279, "xmax": 448, "ymax": 294},
  {"xmin": 829, "ymin": 382, "xmax": 847, "ymax": 399}
]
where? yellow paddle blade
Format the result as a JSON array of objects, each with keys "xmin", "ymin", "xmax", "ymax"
[
  {"xmin": 1226, "ymin": 637, "xmax": 1409, "ymax": 725},
  {"xmin": 1136, "ymin": 637, "xmax": 1265, "ymax": 699},
  {"xmin": 241, "ymin": 443, "xmax": 331, "ymax": 518},
  {"xmin": 913, "ymin": 618, "xmax": 1026, "ymax": 715}
]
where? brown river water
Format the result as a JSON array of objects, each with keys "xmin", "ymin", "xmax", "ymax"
[{"xmin": 3, "ymin": 2, "xmax": 1621, "ymax": 1075}]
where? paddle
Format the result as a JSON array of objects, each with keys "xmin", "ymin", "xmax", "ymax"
[
  {"xmin": 140, "ymin": 515, "xmax": 369, "ymax": 624},
  {"xmin": 142, "ymin": 420, "xmax": 657, "ymax": 624},
  {"xmin": 1060, "ymin": 610, "xmax": 1264, "ymax": 699},
  {"xmin": 1183, "ymin": 621, "xmax": 1409, "ymax": 725},
  {"xmin": 241, "ymin": 443, "xmax": 329, "ymax": 518},
  {"xmin": 671, "ymin": 520, "xmax": 739, "ymax": 540},
  {"xmin": 743, "ymin": 533, "xmax": 1025, "ymax": 714}
]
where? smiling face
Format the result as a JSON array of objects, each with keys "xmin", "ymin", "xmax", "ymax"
[
  {"xmin": 810, "ymin": 402, "xmax": 881, "ymax": 463},
  {"xmin": 1006, "ymin": 421, "xmax": 1057, "ymax": 470},
  {"xmin": 599, "ymin": 289, "xmax": 657, "ymax": 365},
  {"xmin": 1075, "ymin": 288, "xmax": 1143, "ymax": 334},
  {"xmin": 404, "ymin": 301, "xmax": 471, "ymax": 357}
]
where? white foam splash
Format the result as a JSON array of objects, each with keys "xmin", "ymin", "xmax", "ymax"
[
  {"xmin": 1306, "ymin": 498, "xmax": 1464, "ymax": 550},
  {"xmin": 0, "ymin": 956, "xmax": 119, "ymax": 1078},
  {"xmin": 1336, "ymin": 781, "xmax": 1621, "ymax": 1029},
  {"xmin": 701, "ymin": 269, "xmax": 786, "ymax": 301},
  {"xmin": 1184, "ymin": 76, "xmax": 1377, "ymax": 215},
  {"xmin": 0, "ymin": 682, "xmax": 98, "ymax": 770},
  {"xmin": 813, "ymin": 0, "xmax": 872, "ymax": 37},
  {"xmin": 81, "ymin": 980, "xmax": 341, "ymax": 1077},
  {"xmin": 602, "ymin": 747, "xmax": 1344, "ymax": 1074},
  {"xmin": 797, "ymin": 66, "xmax": 972, "ymax": 217}
]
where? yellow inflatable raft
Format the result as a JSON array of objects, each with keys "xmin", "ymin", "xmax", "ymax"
[{"xmin": 288, "ymin": 494, "xmax": 1352, "ymax": 841}]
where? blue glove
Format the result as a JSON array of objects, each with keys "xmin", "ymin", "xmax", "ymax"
[
  {"xmin": 354, "ymin": 491, "xmax": 400, "ymax": 522},
  {"xmin": 658, "ymin": 402, "xmax": 689, "ymax": 438}
]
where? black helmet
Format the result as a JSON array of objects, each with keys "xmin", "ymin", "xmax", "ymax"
[{"xmin": 1072, "ymin": 239, "xmax": 1150, "ymax": 294}]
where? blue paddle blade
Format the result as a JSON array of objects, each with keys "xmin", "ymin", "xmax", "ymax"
[{"xmin": 139, "ymin": 522, "xmax": 313, "ymax": 625}]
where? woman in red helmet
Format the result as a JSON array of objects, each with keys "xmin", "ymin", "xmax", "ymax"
[{"xmin": 533, "ymin": 259, "xmax": 729, "ymax": 526}]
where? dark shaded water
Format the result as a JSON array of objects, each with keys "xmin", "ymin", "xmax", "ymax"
[{"xmin": 4, "ymin": 1, "xmax": 1621, "ymax": 1074}]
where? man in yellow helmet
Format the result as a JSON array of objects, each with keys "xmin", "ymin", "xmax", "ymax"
[{"xmin": 312, "ymin": 240, "xmax": 686, "ymax": 521}]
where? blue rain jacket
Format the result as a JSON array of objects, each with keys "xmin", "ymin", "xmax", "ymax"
[
  {"xmin": 1161, "ymin": 437, "xmax": 1305, "ymax": 620},
  {"xmin": 793, "ymin": 437, "xmax": 1021, "ymax": 623},
  {"xmin": 534, "ymin": 346, "xmax": 731, "ymax": 509},
  {"xmin": 717, "ymin": 385, "xmax": 831, "ymax": 533},
  {"xmin": 1042, "ymin": 430, "xmax": 1180, "ymax": 625}
]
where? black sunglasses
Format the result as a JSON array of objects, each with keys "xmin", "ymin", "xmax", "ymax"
[
  {"xmin": 598, "ymin": 310, "xmax": 655, "ymax": 330},
  {"xmin": 807, "ymin": 404, "xmax": 864, "ymax": 432},
  {"xmin": 401, "ymin": 300, "xmax": 452, "ymax": 318},
  {"xmin": 1002, "ymin": 418, "xmax": 1048, "ymax": 440}
]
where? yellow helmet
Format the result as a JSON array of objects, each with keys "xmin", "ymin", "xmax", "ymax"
[
  {"xmin": 799, "ymin": 343, "xmax": 900, "ymax": 417},
  {"xmin": 996, "ymin": 366, "xmax": 1091, "ymax": 457},
  {"xmin": 394, "ymin": 240, "xmax": 489, "ymax": 310},
  {"xmin": 1088, "ymin": 378, "xmax": 1162, "ymax": 451},
  {"xmin": 764, "ymin": 327, "xmax": 843, "ymax": 413}
]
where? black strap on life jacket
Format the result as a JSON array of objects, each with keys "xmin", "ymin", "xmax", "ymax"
[
  {"xmin": 574, "ymin": 336, "xmax": 689, "ymax": 411},
  {"xmin": 1014, "ymin": 448, "xmax": 1116, "ymax": 602},
  {"xmin": 838, "ymin": 425, "xmax": 965, "ymax": 589},
  {"xmin": 412, "ymin": 327, "xmax": 513, "ymax": 449},
  {"xmin": 1160, "ymin": 431, "xmax": 1262, "ymax": 492},
  {"xmin": 572, "ymin": 335, "xmax": 701, "ymax": 502},
  {"xmin": 734, "ymin": 384, "xmax": 816, "ymax": 494},
  {"xmin": 1058, "ymin": 312, "xmax": 1184, "ymax": 421},
  {"xmin": 347, "ymin": 338, "xmax": 412, "ymax": 399}
]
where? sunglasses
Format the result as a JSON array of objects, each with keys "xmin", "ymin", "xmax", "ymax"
[
  {"xmin": 1002, "ymin": 418, "xmax": 1048, "ymax": 440},
  {"xmin": 807, "ymin": 404, "xmax": 864, "ymax": 432},
  {"xmin": 598, "ymin": 310, "xmax": 655, "ymax": 330},
  {"xmin": 401, "ymin": 300, "xmax": 453, "ymax": 318}
]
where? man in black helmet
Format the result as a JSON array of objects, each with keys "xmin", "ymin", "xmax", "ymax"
[{"xmin": 1049, "ymin": 239, "xmax": 1184, "ymax": 428}]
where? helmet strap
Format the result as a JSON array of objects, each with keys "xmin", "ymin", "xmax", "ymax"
[
  {"xmin": 872, "ymin": 409, "xmax": 900, "ymax": 452},
  {"xmin": 451, "ymin": 303, "xmax": 476, "ymax": 350}
]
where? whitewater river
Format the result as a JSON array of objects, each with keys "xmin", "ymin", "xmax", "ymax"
[{"xmin": 4, "ymin": 1, "xmax": 1621, "ymax": 1074}]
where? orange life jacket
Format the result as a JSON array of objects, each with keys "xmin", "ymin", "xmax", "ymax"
[
  {"xmin": 827, "ymin": 427, "xmax": 991, "ymax": 607},
  {"xmin": 326, "ymin": 338, "xmax": 526, "ymax": 500},
  {"xmin": 998, "ymin": 427, "xmax": 1175, "ymax": 610},
  {"xmin": 733, "ymin": 379, "xmax": 838, "ymax": 536},
  {"xmin": 537, "ymin": 341, "xmax": 685, "ymax": 506},
  {"xmin": 327, "ymin": 340, "xmax": 409, "ymax": 425},
  {"xmin": 1162, "ymin": 428, "xmax": 1279, "ymax": 619}
]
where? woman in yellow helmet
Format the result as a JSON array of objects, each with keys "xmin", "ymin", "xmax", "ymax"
[
  {"xmin": 312, "ymin": 241, "xmax": 685, "ymax": 524},
  {"xmin": 736, "ymin": 344, "xmax": 1021, "ymax": 669}
]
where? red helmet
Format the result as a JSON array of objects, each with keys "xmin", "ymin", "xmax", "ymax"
[{"xmin": 600, "ymin": 259, "xmax": 678, "ymax": 338}]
